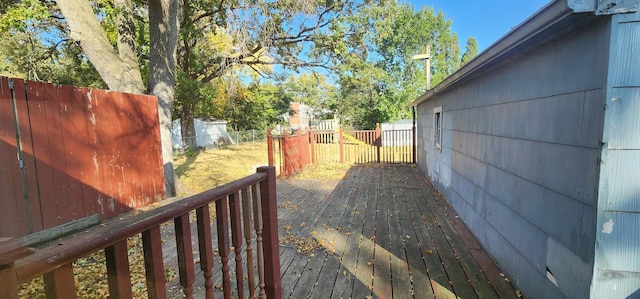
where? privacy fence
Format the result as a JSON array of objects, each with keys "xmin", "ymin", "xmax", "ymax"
[
  {"xmin": 0, "ymin": 77, "xmax": 165, "ymax": 238},
  {"xmin": 268, "ymin": 124, "xmax": 416, "ymax": 178}
]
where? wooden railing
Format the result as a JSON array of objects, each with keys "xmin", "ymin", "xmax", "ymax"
[{"xmin": 2, "ymin": 166, "xmax": 282, "ymax": 299}]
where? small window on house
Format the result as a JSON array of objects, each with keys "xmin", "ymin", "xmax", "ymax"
[{"xmin": 433, "ymin": 106, "xmax": 442, "ymax": 151}]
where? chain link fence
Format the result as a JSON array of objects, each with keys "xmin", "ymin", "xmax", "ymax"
[{"xmin": 174, "ymin": 129, "xmax": 267, "ymax": 151}]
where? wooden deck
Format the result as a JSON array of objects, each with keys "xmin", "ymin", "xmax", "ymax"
[{"xmin": 175, "ymin": 164, "xmax": 518, "ymax": 298}]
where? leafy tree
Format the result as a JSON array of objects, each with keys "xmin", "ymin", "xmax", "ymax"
[
  {"xmin": 1, "ymin": 0, "xmax": 182, "ymax": 195},
  {"xmin": 330, "ymin": 1, "xmax": 466, "ymax": 129},
  {"xmin": 461, "ymin": 37, "xmax": 478, "ymax": 65},
  {"xmin": 174, "ymin": 0, "xmax": 364, "ymax": 147},
  {"xmin": 196, "ymin": 79, "xmax": 292, "ymax": 131},
  {"xmin": 284, "ymin": 73, "xmax": 336, "ymax": 117}
]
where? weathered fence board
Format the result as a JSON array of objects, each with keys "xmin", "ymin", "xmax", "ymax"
[{"xmin": 0, "ymin": 77, "xmax": 165, "ymax": 238}]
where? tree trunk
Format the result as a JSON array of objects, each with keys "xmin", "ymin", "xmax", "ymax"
[
  {"xmin": 56, "ymin": 0, "xmax": 144, "ymax": 93},
  {"xmin": 148, "ymin": 0, "xmax": 182, "ymax": 197},
  {"xmin": 57, "ymin": 0, "xmax": 181, "ymax": 196}
]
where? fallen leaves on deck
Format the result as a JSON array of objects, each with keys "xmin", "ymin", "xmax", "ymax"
[
  {"xmin": 280, "ymin": 233, "xmax": 321, "ymax": 254},
  {"xmin": 278, "ymin": 201, "xmax": 298, "ymax": 212}
]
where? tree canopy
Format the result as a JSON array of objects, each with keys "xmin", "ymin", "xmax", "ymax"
[{"xmin": 0, "ymin": 0, "xmax": 478, "ymax": 133}]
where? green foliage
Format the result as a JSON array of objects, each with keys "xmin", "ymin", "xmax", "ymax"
[
  {"xmin": 461, "ymin": 37, "xmax": 478, "ymax": 65},
  {"xmin": 329, "ymin": 1, "xmax": 468, "ymax": 129},
  {"xmin": 1, "ymin": 0, "xmax": 479, "ymax": 137},
  {"xmin": 0, "ymin": 0, "xmax": 48, "ymax": 33},
  {"xmin": 284, "ymin": 73, "xmax": 336, "ymax": 113},
  {"xmin": 0, "ymin": 0, "xmax": 107, "ymax": 86}
]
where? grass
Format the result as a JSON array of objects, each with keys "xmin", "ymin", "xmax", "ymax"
[
  {"xmin": 174, "ymin": 141, "xmax": 353, "ymax": 193},
  {"xmin": 174, "ymin": 141, "xmax": 277, "ymax": 194}
]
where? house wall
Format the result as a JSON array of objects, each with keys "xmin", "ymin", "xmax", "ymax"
[
  {"xmin": 416, "ymin": 18, "xmax": 609, "ymax": 298},
  {"xmin": 591, "ymin": 10, "xmax": 640, "ymax": 299}
]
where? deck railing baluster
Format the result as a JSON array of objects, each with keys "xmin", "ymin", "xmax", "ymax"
[
  {"xmin": 252, "ymin": 183, "xmax": 266, "ymax": 298},
  {"xmin": 142, "ymin": 226, "xmax": 167, "ymax": 299},
  {"xmin": 242, "ymin": 187, "xmax": 256, "ymax": 299},
  {"xmin": 175, "ymin": 213, "xmax": 196, "ymax": 299},
  {"xmin": 229, "ymin": 191, "xmax": 245, "ymax": 299},
  {"xmin": 196, "ymin": 205, "xmax": 216, "ymax": 299},
  {"xmin": 216, "ymin": 196, "xmax": 232, "ymax": 299},
  {"xmin": 43, "ymin": 263, "xmax": 76, "ymax": 299},
  {"xmin": 105, "ymin": 240, "xmax": 133, "ymax": 299}
]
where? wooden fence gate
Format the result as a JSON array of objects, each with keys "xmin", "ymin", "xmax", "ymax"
[
  {"xmin": 0, "ymin": 77, "xmax": 165, "ymax": 238},
  {"xmin": 268, "ymin": 124, "xmax": 416, "ymax": 177}
]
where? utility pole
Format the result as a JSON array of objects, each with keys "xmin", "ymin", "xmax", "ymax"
[{"xmin": 411, "ymin": 43, "xmax": 431, "ymax": 91}]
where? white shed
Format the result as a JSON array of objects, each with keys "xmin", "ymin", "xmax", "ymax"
[{"xmin": 172, "ymin": 117, "xmax": 233, "ymax": 149}]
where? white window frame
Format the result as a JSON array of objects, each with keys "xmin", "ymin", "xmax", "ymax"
[{"xmin": 433, "ymin": 106, "xmax": 442, "ymax": 151}]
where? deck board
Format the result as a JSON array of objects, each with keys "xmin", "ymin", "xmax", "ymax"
[{"xmin": 174, "ymin": 164, "xmax": 519, "ymax": 299}]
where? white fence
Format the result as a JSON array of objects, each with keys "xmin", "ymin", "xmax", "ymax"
[{"xmin": 381, "ymin": 119, "xmax": 413, "ymax": 146}]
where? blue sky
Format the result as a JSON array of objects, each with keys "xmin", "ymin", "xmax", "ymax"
[{"xmin": 406, "ymin": 0, "xmax": 552, "ymax": 52}]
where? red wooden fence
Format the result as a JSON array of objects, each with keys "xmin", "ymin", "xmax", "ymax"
[
  {"xmin": 0, "ymin": 77, "xmax": 165, "ymax": 238},
  {"xmin": 268, "ymin": 130, "xmax": 310, "ymax": 178},
  {"xmin": 268, "ymin": 124, "xmax": 415, "ymax": 177}
]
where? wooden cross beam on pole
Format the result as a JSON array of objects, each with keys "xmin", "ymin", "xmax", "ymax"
[{"xmin": 411, "ymin": 44, "xmax": 431, "ymax": 91}]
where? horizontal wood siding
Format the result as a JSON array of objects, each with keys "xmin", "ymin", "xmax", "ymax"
[{"xmin": 417, "ymin": 17, "xmax": 609, "ymax": 299}]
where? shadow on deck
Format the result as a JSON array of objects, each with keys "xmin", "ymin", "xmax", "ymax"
[{"xmin": 188, "ymin": 164, "xmax": 519, "ymax": 298}]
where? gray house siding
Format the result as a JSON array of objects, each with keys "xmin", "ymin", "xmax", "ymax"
[
  {"xmin": 591, "ymin": 10, "xmax": 640, "ymax": 298},
  {"xmin": 416, "ymin": 17, "xmax": 609, "ymax": 298}
]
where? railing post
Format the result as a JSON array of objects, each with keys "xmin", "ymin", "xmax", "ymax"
[
  {"xmin": 267, "ymin": 128, "xmax": 274, "ymax": 167},
  {"xmin": 412, "ymin": 106, "xmax": 417, "ymax": 164},
  {"xmin": 310, "ymin": 128, "xmax": 316, "ymax": 164},
  {"xmin": 282, "ymin": 130, "xmax": 289, "ymax": 178},
  {"xmin": 375, "ymin": 123, "xmax": 381, "ymax": 163},
  {"xmin": 0, "ymin": 239, "xmax": 33, "ymax": 299},
  {"xmin": 339, "ymin": 126, "xmax": 344, "ymax": 163},
  {"xmin": 257, "ymin": 166, "xmax": 282, "ymax": 299}
]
